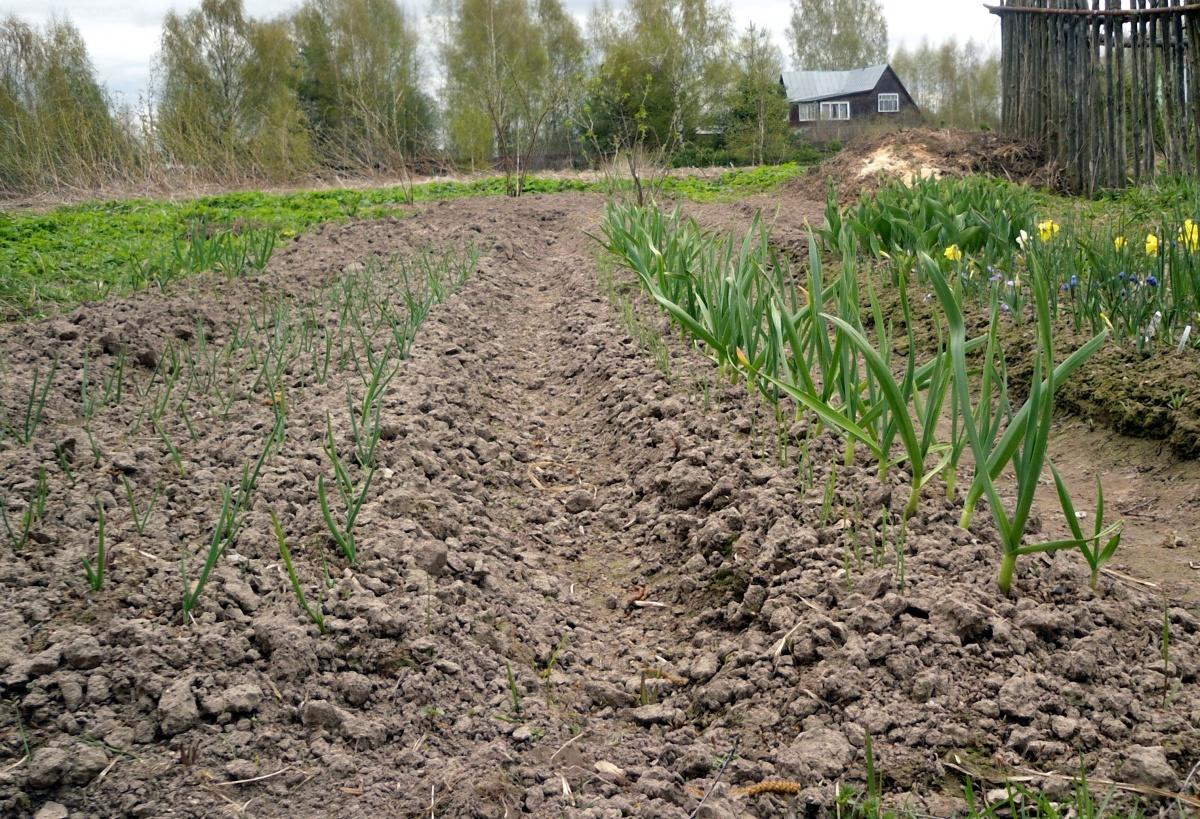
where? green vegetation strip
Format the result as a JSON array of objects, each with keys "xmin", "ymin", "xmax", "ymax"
[{"xmin": 0, "ymin": 165, "xmax": 803, "ymax": 320}]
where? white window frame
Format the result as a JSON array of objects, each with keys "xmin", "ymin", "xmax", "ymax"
[
  {"xmin": 794, "ymin": 102, "xmax": 818, "ymax": 122},
  {"xmin": 878, "ymin": 93, "xmax": 900, "ymax": 113},
  {"xmin": 820, "ymin": 101, "xmax": 850, "ymax": 121}
]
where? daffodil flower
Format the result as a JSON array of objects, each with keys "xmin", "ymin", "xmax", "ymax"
[
  {"xmin": 1145, "ymin": 233, "xmax": 1159, "ymax": 256},
  {"xmin": 1114, "ymin": 236, "xmax": 1127, "ymax": 251},
  {"xmin": 1179, "ymin": 219, "xmax": 1198, "ymax": 253},
  {"xmin": 944, "ymin": 244, "xmax": 963, "ymax": 262},
  {"xmin": 1037, "ymin": 219, "xmax": 1060, "ymax": 242}
]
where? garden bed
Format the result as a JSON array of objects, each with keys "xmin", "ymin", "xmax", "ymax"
[{"xmin": 1, "ymin": 193, "xmax": 1198, "ymax": 818}]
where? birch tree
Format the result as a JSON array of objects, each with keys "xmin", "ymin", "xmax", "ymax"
[
  {"xmin": 439, "ymin": 0, "xmax": 583, "ymax": 194},
  {"xmin": 787, "ymin": 0, "xmax": 888, "ymax": 70}
]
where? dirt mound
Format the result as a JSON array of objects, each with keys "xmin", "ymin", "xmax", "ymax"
[{"xmin": 792, "ymin": 128, "xmax": 1058, "ymax": 201}]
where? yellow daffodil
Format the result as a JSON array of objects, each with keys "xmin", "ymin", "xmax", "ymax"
[
  {"xmin": 1114, "ymin": 236, "xmax": 1127, "ymax": 251},
  {"xmin": 1179, "ymin": 219, "xmax": 1198, "ymax": 253},
  {"xmin": 944, "ymin": 244, "xmax": 963, "ymax": 262},
  {"xmin": 1145, "ymin": 233, "xmax": 1159, "ymax": 257},
  {"xmin": 1037, "ymin": 219, "xmax": 1061, "ymax": 242}
]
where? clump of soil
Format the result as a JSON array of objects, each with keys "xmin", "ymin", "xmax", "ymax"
[
  {"xmin": 1, "ymin": 193, "xmax": 1198, "ymax": 819},
  {"xmin": 792, "ymin": 128, "xmax": 1059, "ymax": 201}
]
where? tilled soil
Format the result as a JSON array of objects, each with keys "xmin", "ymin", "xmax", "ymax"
[{"xmin": 1, "ymin": 193, "xmax": 1199, "ymax": 818}]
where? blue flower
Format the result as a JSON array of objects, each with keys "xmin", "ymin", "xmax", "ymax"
[
  {"xmin": 1118, "ymin": 271, "xmax": 1126, "ymax": 280},
  {"xmin": 1147, "ymin": 275, "xmax": 1158, "ymax": 287}
]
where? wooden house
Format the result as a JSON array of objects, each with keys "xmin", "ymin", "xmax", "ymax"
[{"xmin": 779, "ymin": 64, "xmax": 919, "ymax": 134}]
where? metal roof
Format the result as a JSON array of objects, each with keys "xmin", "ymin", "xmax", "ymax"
[{"xmin": 779, "ymin": 65, "xmax": 890, "ymax": 103}]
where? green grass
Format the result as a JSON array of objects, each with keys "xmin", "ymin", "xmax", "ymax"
[
  {"xmin": 0, "ymin": 165, "xmax": 806, "ymax": 320},
  {"xmin": 658, "ymin": 162, "xmax": 806, "ymax": 202}
]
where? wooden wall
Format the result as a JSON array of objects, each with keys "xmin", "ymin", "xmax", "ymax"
[{"xmin": 994, "ymin": 0, "xmax": 1199, "ymax": 193}]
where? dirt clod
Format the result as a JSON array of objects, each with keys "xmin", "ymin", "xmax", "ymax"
[{"xmin": 1118, "ymin": 745, "xmax": 1178, "ymax": 788}]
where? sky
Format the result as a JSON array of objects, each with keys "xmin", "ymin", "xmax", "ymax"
[{"xmin": 6, "ymin": 0, "xmax": 1002, "ymax": 104}]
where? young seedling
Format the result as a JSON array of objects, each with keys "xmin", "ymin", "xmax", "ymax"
[
  {"xmin": 102, "ymin": 347, "xmax": 126, "ymax": 406},
  {"xmin": 1050, "ymin": 468, "xmax": 1123, "ymax": 591},
  {"xmin": 181, "ymin": 413, "xmax": 283, "ymax": 622},
  {"xmin": 121, "ymin": 476, "xmax": 161, "ymax": 536},
  {"xmin": 318, "ymin": 414, "xmax": 376, "ymax": 565},
  {"xmin": 506, "ymin": 663, "xmax": 522, "ymax": 719},
  {"xmin": 181, "ymin": 487, "xmax": 235, "ymax": 622},
  {"xmin": 82, "ymin": 499, "xmax": 107, "ymax": 592},
  {"xmin": 271, "ymin": 511, "xmax": 326, "ymax": 634},
  {"xmin": 155, "ymin": 420, "xmax": 186, "ymax": 476},
  {"xmin": 1, "ymin": 468, "xmax": 48, "ymax": 550},
  {"xmin": 818, "ymin": 466, "xmax": 837, "ymax": 528},
  {"xmin": 12, "ymin": 357, "xmax": 58, "ymax": 445},
  {"xmin": 54, "ymin": 441, "xmax": 75, "ymax": 485}
]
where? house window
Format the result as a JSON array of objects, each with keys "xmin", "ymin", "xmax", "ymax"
[
  {"xmin": 820, "ymin": 101, "xmax": 850, "ymax": 121},
  {"xmin": 795, "ymin": 102, "xmax": 818, "ymax": 122},
  {"xmin": 878, "ymin": 93, "xmax": 900, "ymax": 113}
]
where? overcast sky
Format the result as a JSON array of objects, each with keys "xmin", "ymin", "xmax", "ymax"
[{"xmin": 7, "ymin": 0, "xmax": 1001, "ymax": 103}]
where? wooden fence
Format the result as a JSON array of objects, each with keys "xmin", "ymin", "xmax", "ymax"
[{"xmin": 988, "ymin": 1, "xmax": 1199, "ymax": 193}]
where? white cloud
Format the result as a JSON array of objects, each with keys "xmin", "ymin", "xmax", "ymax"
[{"xmin": 10, "ymin": 0, "xmax": 1002, "ymax": 100}]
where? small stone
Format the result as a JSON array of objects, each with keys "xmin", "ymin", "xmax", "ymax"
[
  {"xmin": 739, "ymin": 584, "xmax": 768, "ymax": 617},
  {"xmin": 222, "ymin": 577, "xmax": 260, "ymax": 614},
  {"xmin": 34, "ymin": 803, "xmax": 69, "ymax": 819},
  {"xmin": 932, "ymin": 598, "xmax": 992, "ymax": 644},
  {"xmin": 1119, "ymin": 745, "xmax": 1177, "ymax": 789},
  {"xmin": 511, "ymin": 724, "xmax": 534, "ymax": 742},
  {"xmin": 301, "ymin": 700, "xmax": 346, "ymax": 731},
  {"xmin": 630, "ymin": 703, "xmax": 685, "ymax": 727},
  {"xmin": 223, "ymin": 683, "xmax": 262, "ymax": 714},
  {"xmin": 27, "ymin": 747, "xmax": 70, "ymax": 789},
  {"xmin": 997, "ymin": 675, "xmax": 1038, "ymax": 722},
  {"xmin": 1049, "ymin": 716, "xmax": 1079, "ymax": 740},
  {"xmin": 563, "ymin": 489, "xmax": 593, "ymax": 514},
  {"xmin": 778, "ymin": 727, "xmax": 853, "ymax": 781},
  {"xmin": 688, "ymin": 654, "xmax": 720, "ymax": 683},
  {"xmin": 415, "ymin": 542, "xmax": 448, "ymax": 577},
  {"xmin": 62, "ymin": 637, "xmax": 104, "ymax": 671},
  {"xmin": 664, "ymin": 462, "xmax": 714, "ymax": 509},
  {"xmin": 60, "ymin": 678, "xmax": 84, "ymax": 711},
  {"xmin": 224, "ymin": 759, "xmax": 259, "ymax": 781},
  {"xmin": 337, "ymin": 672, "xmax": 373, "ymax": 707},
  {"xmin": 28, "ymin": 647, "xmax": 63, "ymax": 677},
  {"xmin": 910, "ymin": 671, "xmax": 945, "ymax": 703},
  {"xmin": 67, "ymin": 744, "xmax": 108, "ymax": 784},
  {"xmin": 158, "ymin": 677, "xmax": 199, "ymax": 737},
  {"xmin": 1016, "ymin": 606, "xmax": 1074, "ymax": 641},
  {"xmin": 683, "ymin": 553, "xmax": 708, "ymax": 574}
]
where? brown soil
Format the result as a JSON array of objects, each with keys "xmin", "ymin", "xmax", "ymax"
[{"xmin": 2, "ymin": 193, "xmax": 1199, "ymax": 819}]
